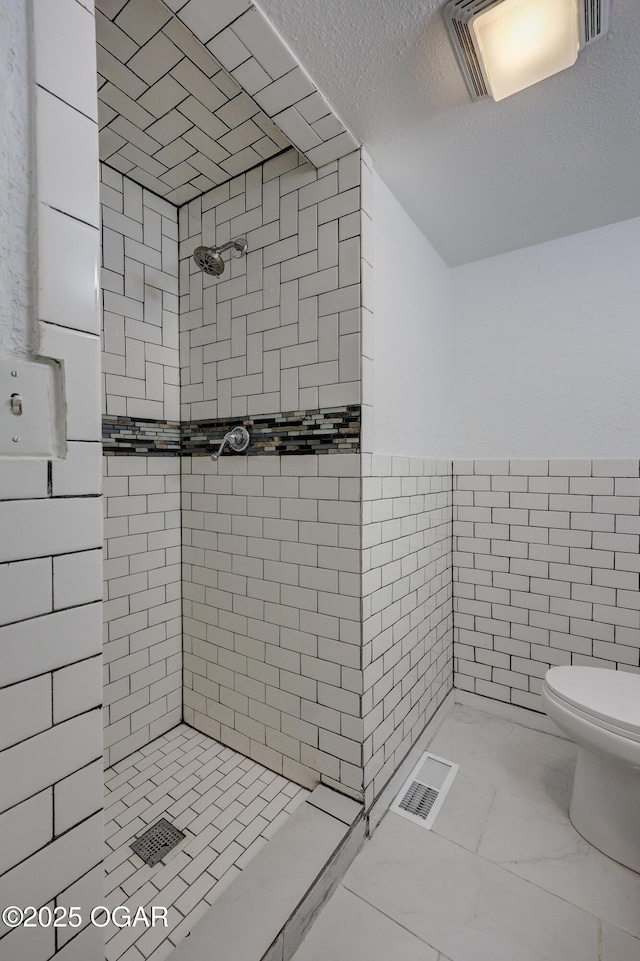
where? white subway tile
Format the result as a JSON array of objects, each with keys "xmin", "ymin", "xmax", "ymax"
[
  {"xmin": 0, "ymin": 712, "xmax": 101, "ymax": 815},
  {"xmin": 54, "ymin": 549, "xmax": 102, "ymax": 610},
  {"xmin": 39, "ymin": 206, "xmax": 100, "ymax": 334},
  {"xmin": 0, "ymin": 498, "xmax": 101, "ymax": 563},
  {"xmin": 33, "ymin": 0, "xmax": 98, "ymax": 121},
  {"xmin": 0, "ymin": 675, "xmax": 52, "ymax": 752},
  {"xmin": 0, "ymin": 558, "xmax": 52, "ymax": 626},
  {"xmin": 0, "ymin": 813, "xmax": 102, "ymax": 936},
  {"xmin": 36, "ymin": 88, "xmax": 99, "ymax": 227},
  {"xmin": 54, "ymin": 657, "xmax": 102, "ymax": 723},
  {"xmin": 0, "ymin": 790, "xmax": 52, "ymax": 876}
]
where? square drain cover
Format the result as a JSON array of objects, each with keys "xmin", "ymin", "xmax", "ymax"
[{"xmin": 130, "ymin": 818, "xmax": 185, "ymax": 866}]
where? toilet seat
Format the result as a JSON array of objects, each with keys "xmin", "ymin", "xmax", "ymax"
[{"xmin": 544, "ymin": 666, "xmax": 640, "ymax": 742}]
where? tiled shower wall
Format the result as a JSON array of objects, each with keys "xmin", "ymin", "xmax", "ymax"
[
  {"xmin": 101, "ymin": 164, "xmax": 182, "ymax": 766},
  {"xmin": 182, "ymin": 454, "xmax": 363, "ymax": 794},
  {"xmin": 103, "ymin": 456, "xmax": 182, "ymax": 767},
  {"xmin": 179, "ymin": 146, "xmax": 366, "ymax": 794},
  {"xmin": 179, "ymin": 145, "xmax": 362, "ymax": 420},
  {"xmin": 362, "ymin": 456, "xmax": 453, "ymax": 808},
  {"xmin": 453, "ymin": 460, "xmax": 640, "ymax": 710},
  {"xmin": 101, "ymin": 164, "xmax": 180, "ymax": 421}
]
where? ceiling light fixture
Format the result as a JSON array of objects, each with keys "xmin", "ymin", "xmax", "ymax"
[{"xmin": 444, "ymin": 0, "xmax": 610, "ymax": 102}]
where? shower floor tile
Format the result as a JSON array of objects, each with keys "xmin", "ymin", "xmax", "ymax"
[{"xmin": 103, "ymin": 724, "xmax": 309, "ymax": 961}]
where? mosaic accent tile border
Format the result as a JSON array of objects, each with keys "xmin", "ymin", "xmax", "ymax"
[
  {"xmin": 185, "ymin": 405, "xmax": 361, "ymax": 456},
  {"xmin": 103, "ymin": 417, "xmax": 181, "ymax": 456},
  {"xmin": 103, "ymin": 406, "xmax": 361, "ymax": 456}
]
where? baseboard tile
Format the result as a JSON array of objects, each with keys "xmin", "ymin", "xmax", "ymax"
[{"xmin": 454, "ymin": 689, "xmax": 567, "ymax": 738}]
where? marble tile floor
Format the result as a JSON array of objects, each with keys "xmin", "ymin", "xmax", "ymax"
[
  {"xmin": 292, "ymin": 704, "xmax": 640, "ymax": 961},
  {"xmin": 103, "ymin": 724, "xmax": 309, "ymax": 961}
]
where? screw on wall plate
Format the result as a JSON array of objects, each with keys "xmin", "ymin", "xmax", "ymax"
[
  {"xmin": 10, "ymin": 370, "xmax": 18, "ymax": 377},
  {"xmin": 12, "ymin": 436, "xmax": 20, "ymax": 443}
]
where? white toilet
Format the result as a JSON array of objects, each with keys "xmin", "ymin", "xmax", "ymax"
[{"xmin": 542, "ymin": 665, "xmax": 640, "ymax": 874}]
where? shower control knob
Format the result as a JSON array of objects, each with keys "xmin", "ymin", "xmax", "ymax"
[{"xmin": 211, "ymin": 426, "xmax": 250, "ymax": 460}]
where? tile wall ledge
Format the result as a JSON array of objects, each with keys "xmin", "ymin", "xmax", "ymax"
[
  {"xmin": 103, "ymin": 415, "xmax": 181, "ymax": 455},
  {"xmin": 170, "ymin": 785, "xmax": 364, "ymax": 961},
  {"xmin": 184, "ymin": 406, "xmax": 360, "ymax": 456},
  {"xmin": 103, "ymin": 405, "xmax": 361, "ymax": 456}
]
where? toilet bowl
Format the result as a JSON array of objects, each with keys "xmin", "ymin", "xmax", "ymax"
[{"xmin": 542, "ymin": 666, "xmax": 640, "ymax": 874}]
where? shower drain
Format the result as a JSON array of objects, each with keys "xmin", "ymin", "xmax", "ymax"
[{"xmin": 130, "ymin": 818, "xmax": 185, "ymax": 866}]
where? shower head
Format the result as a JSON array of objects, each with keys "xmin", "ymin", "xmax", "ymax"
[
  {"xmin": 192, "ymin": 237, "xmax": 248, "ymax": 277},
  {"xmin": 193, "ymin": 246, "xmax": 225, "ymax": 276}
]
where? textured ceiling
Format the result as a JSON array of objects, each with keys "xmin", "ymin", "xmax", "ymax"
[{"xmin": 254, "ymin": 0, "xmax": 640, "ymax": 265}]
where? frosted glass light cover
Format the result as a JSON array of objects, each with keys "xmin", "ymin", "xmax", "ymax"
[{"xmin": 472, "ymin": 0, "xmax": 580, "ymax": 102}]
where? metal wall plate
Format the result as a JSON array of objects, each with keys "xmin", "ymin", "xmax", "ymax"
[{"xmin": 0, "ymin": 356, "xmax": 61, "ymax": 458}]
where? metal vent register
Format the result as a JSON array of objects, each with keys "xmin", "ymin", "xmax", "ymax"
[
  {"xmin": 391, "ymin": 753, "xmax": 459, "ymax": 830},
  {"xmin": 130, "ymin": 819, "xmax": 185, "ymax": 866}
]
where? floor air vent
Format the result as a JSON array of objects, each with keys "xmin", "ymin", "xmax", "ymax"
[
  {"xmin": 390, "ymin": 752, "xmax": 459, "ymax": 830},
  {"xmin": 130, "ymin": 818, "xmax": 185, "ymax": 866}
]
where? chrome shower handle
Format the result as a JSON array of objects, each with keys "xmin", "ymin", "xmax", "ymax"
[{"xmin": 211, "ymin": 426, "xmax": 250, "ymax": 460}]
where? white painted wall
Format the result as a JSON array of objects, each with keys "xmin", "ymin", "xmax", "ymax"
[
  {"xmin": 451, "ymin": 216, "xmax": 640, "ymax": 458},
  {"xmin": 372, "ymin": 172, "xmax": 452, "ymax": 458},
  {"xmin": 0, "ymin": 0, "xmax": 32, "ymax": 356}
]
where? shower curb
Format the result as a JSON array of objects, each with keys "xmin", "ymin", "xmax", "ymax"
[{"xmin": 169, "ymin": 785, "xmax": 365, "ymax": 961}]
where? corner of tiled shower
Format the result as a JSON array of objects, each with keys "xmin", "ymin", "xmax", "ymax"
[{"xmin": 99, "ymin": 136, "xmax": 376, "ymax": 957}]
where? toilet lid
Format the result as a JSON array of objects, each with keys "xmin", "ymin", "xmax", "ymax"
[{"xmin": 545, "ymin": 667, "xmax": 640, "ymax": 737}]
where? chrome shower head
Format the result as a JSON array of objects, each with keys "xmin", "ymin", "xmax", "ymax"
[
  {"xmin": 193, "ymin": 246, "xmax": 225, "ymax": 276},
  {"xmin": 192, "ymin": 237, "xmax": 248, "ymax": 277}
]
